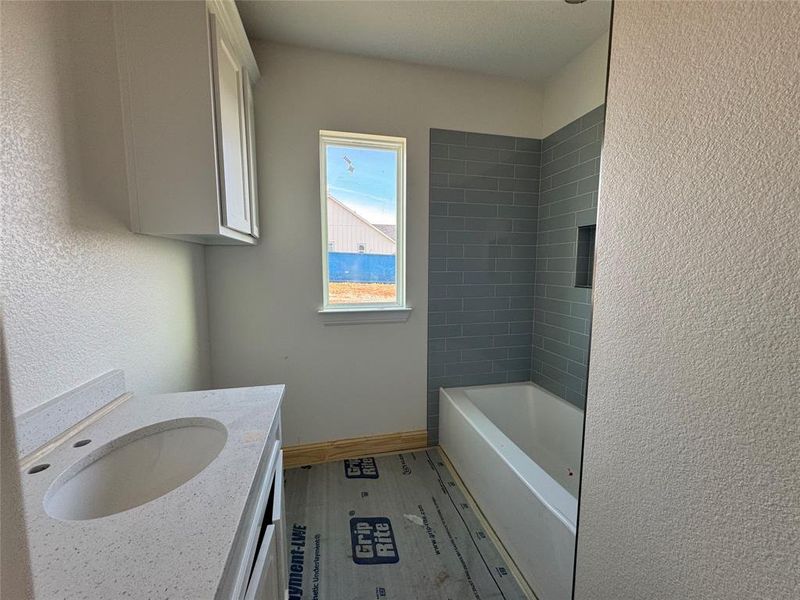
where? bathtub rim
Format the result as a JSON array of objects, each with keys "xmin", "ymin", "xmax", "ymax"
[{"xmin": 439, "ymin": 381, "xmax": 580, "ymax": 533}]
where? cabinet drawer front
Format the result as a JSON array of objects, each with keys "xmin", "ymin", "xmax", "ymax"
[{"xmin": 271, "ymin": 451, "xmax": 283, "ymax": 523}]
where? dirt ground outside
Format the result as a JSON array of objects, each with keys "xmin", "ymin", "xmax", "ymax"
[{"xmin": 329, "ymin": 282, "xmax": 396, "ymax": 304}]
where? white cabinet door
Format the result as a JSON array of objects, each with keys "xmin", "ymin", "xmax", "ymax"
[
  {"xmin": 211, "ymin": 13, "xmax": 251, "ymax": 235},
  {"xmin": 243, "ymin": 75, "xmax": 260, "ymax": 238},
  {"xmin": 244, "ymin": 524, "xmax": 281, "ymax": 600},
  {"xmin": 271, "ymin": 452, "xmax": 287, "ymax": 597}
]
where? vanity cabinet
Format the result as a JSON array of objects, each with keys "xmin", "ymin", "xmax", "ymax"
[
  {"xmin": 220, "ymin": 413, "xmax": 288, "ymax": 600},
  {"xmin": 245, "ymin": 450, "xmax": 285, "ymax": 600},
  {"xmin": 114, "ymin": 0, "xmax": 260, "ymax": 245}
]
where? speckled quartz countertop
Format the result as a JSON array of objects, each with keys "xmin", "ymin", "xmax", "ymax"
[{"xmin": 20, "ymin": 385, "xmax": 285, "ymax": 599}]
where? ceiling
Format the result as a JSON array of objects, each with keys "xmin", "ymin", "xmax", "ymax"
[{"xmin": 236, "ymin": 0, "xmax": 612, "ymax": 84}]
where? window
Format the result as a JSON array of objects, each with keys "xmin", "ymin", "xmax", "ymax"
[{"xmin": 319, "ymin": 131, "xmax": 406, "ymax": 312}]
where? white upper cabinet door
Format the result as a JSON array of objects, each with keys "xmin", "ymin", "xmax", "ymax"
[
  {"xmin": 211, "ymin": 13, "xmax": 251, "ymax": 235},
  {"xmin": 115, "ymin": 1, "xmax": 259, "ymax": 244},
  {"xmin": 244, "ymin": 75, "xmax": 260, "ymax": 238}
]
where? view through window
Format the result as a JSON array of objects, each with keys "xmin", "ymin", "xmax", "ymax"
[{"xmin": 320, "ymin": 132, "xmax": 405, "ymax": 308}]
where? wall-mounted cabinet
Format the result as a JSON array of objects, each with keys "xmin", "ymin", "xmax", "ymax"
[{"xmin": 114, "ymin": 0, "xmax": 260, "ymax": 245}]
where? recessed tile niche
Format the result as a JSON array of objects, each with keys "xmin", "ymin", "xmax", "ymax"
[{"xmin": 575, "ymin": 224, "xmax": 596, "ymax": 288}]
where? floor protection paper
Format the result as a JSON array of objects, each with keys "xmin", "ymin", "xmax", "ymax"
[{"xmin": 284, "ymin": 448, "xmax": 530, "ymax": 600}]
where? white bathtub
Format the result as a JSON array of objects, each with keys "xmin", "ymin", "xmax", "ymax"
[{"xmin": 439, "ymin": 382, "xmax": 584, "ymax": 600}]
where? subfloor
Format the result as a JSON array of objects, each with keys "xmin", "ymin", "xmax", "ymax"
[{"xmin": 284, "ymin": 448, "xmax": 530, "ymax": 600}]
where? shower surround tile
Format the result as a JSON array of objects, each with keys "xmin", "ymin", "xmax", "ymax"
[
  {"xmin": 532, "ymin": 107, "xmax": 604, "ymax": 409},
  {"xmin": 427, "ymin": 129, "xmax": 540, "ymax": 445},
  {"xmin": 427, "ymin": 108, "xmax": 604, "ymax": 441}
]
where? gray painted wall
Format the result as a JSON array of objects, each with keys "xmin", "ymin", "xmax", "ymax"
[
  {"xmin": 427, "ymin": 129, "xmax": 541, "ymax": 444},
  {"xmin": 531, "ymin": 106, "xmax": 604, "ymax": 409},
  {"xmin": 205, "ymin": 42, "xmax": 543, "ymax": 447}
]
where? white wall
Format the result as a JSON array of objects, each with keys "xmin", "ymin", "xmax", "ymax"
[
  {"xmin": 575, "ymin": 2, "xmax": 799, "ymax": 598},
  {"xmin": 541, "ymin": 32, "xmax": 608, "ymax": 137},
  {"xmin": 0, "ymin": 1, "xmax": 211, "ymax": 415},
  {"xmin": 205, "ymin": 43, "xmax": 542, "ymax": 445}
]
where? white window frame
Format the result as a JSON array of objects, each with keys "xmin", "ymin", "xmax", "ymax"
[{"xmin": 318, "ymin": 130, "xmax": 410, "ymax": 323}]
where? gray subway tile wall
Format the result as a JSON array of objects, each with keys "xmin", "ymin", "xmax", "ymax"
[
  {"xmin": 426, "ymin": 107, "xmax": 604, "ymax": 443},
  {"xmin": 531, "ymin": 106, "xmax": 604, "ymax": 409},
  {"xmin": 427, "ymin": 129, "xmax": 540, "ymax": 445}
]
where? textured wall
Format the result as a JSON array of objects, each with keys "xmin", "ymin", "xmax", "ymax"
[
  {"xmin": 531, "ymin": 106, "xmax": 604, "ymax": 409},
  {"xmin": 0, "ymin": 328, "xmax": 33, "ymax": 599},
  {"xmin": 205, "ymin": 43, "xmax": 542, "ymax": 446},
  {"xmin": 1, "ymin": 1, "xmax": 211, "ymax": 415},
  {"xmin": 427, "ymin": 129, "xmax": 540, "ymax": 444},
  {"xmin": 575, "ymin": 2, "xmax": 800, "ymax": 599}
]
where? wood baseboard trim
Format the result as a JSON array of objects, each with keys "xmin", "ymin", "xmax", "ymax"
[{"xmin": 283, "ymin": 430, "xmax": 429, "ymax": 469}]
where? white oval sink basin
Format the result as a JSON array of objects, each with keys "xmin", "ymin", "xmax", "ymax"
[{"xmin": 44, "ymin": 417, "xmax": 227, "ymax": 521}]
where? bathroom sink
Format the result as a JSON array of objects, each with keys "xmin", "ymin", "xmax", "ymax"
[{"xmin": 44, "ymin": 417, "xmax": 227, "ymax": 521}]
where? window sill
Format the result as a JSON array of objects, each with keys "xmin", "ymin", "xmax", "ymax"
[{"xmin": 318, "ymin": 306, "xmax": 412, "ymax": 326}]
